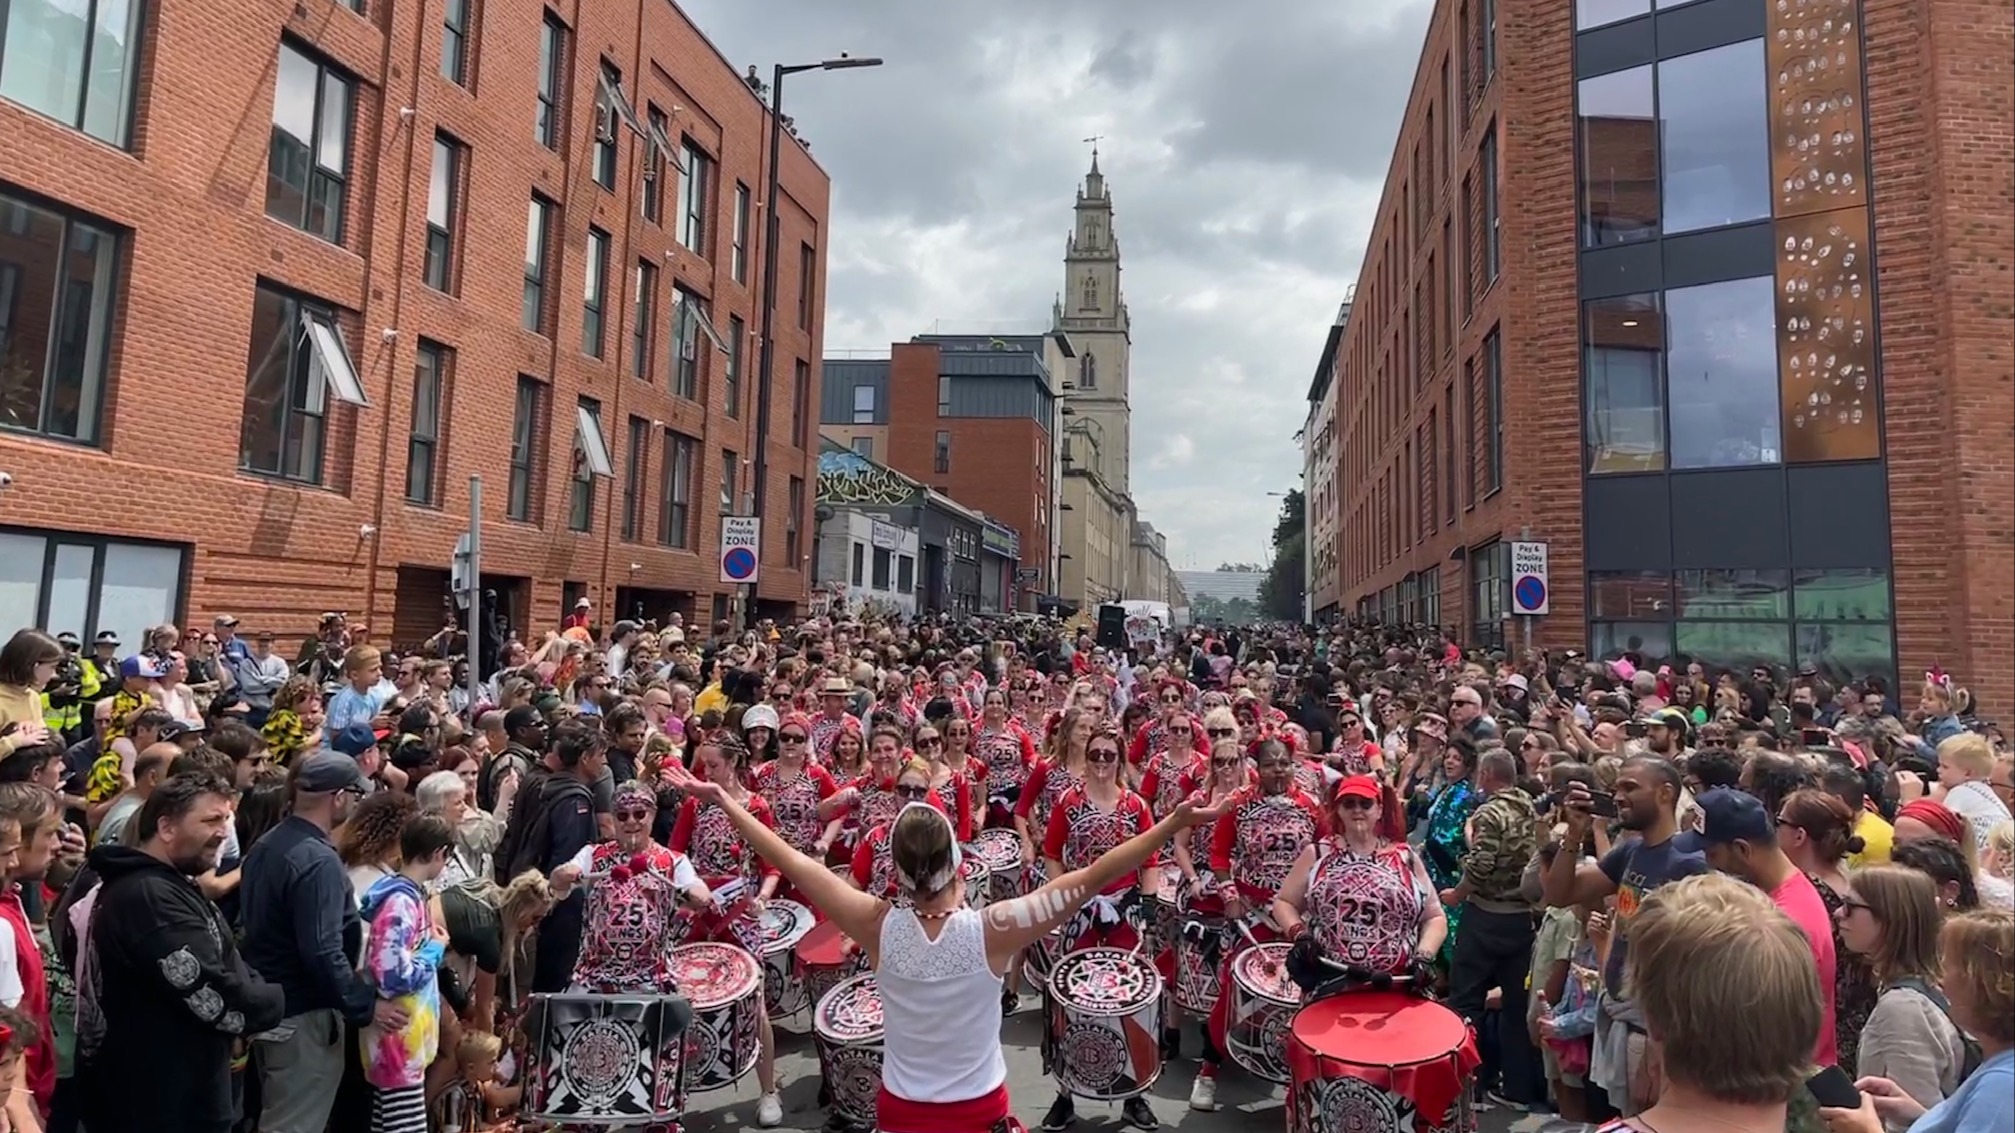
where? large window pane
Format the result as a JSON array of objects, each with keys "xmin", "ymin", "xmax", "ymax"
[
  {"xmin": 238, "ymin": 285, "xmax": 333, "ymax": 484},
  {"xmin": 0, "ymin": 194, "xmax": 119, "ymax": 444},
  {"xmin": 1676, "ymin": 569, "xmax": 1789, "ymax": 620},
  {"xmin": 45, "ymin": 542, "xmax": 93, "ymax": 641},
  {"xmin": 0, "ymin": 534, "xmax": 47, "ymax": 634},
  {"xmin": 81, "ymin": 0, "xmax": 138, "ymax": 145},
  {"xmin": 1578, "ymin": 65, "xmax": 1657, "ymax": 247},
  {"xmin": 267, "ymin": 44, "xmax": 350, "ymax": 244},
  {"xmin": 1589, "ymin": 571, "xmax": 1672, "ymax": 619},
  {"xmin": 1658, "ymin": 40, "xmax": 1770, "ymax": 235},
  {"xmin": 1578, "ymin": 0, "xmax": 1647, "ymax": 29},
  {"xmin": 98, "ymin": 542, "xmax": 182, "ymax": 650},
  {"xmin": 1584, "ymin": 292, "xmax": 1665, "ymax": 473},
  {"xmin": 1796, "ymin": 623, "xmax": 1894, "ymax": 690},
  {"xmin": 1666, "ymin": 276, "xmax": 1780, "ymax": 468},
  {"xmin": 1793, "ymin": 568, "xmax": 1889, "ymax": 623},
  {"xmin": 1592, "ymin": 621, "xmax": 1672, "ymax": 667},
  {"xmin": 1675, "ymin": 621, "xmax": 1791, "ymax": 677}
]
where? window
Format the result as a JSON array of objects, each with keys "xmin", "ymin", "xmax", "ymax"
[
  {"xmin": 1578, "ymin": 0, "xmax": 1648, "ymax": 29},
  {"xmin": 1442, "ymin": 388, "xmax": 1456, "ymax": 523},
  {"xmin": 669, "ymin": 286, "xmax": 718, "ymax": 400},
  {"xmin": 0, "ymin": 531, "xmax": 187, "ymax": 649},
  {"xmin": 1578, "ymin": 66, "xmax": 1656, "ymax": 247},
  {"xmin": 731, "ymin": 183, "xmax": 750, "ymax": 283},
  {"xmin": 1586, "ymin": 568, "xmax": 1895, "ymax": 689},
  {"xmin": 642, "ymin": 106, "xmax": 667, "ymax": 224},
  {"xmin": 440, "ymin": 0, "xmax": 473, "ymax": 85},
  {"xmin": 1461, "ymin": 357, "xmax": 1476, "ymax": 507},
  {"xmin": 1666, "ymin": 276, "xmax": 1779, "ymax": 468},
  {"xmin": 724, "ymin": 315, "xmax": 743, "ymax": 417},
  {"xmin": 621, "ymin": 415, "xmax": 648, "ymax": 540},
  {"xmin": 934, "ymin": 430, "xmax": 951, "ymax": 474},
  {"xmin": 1480, "ymin": 127, "xmax": 1499, "ymax": 283},
  {"xmin": 424, "ymin": 134, "xmax": 462, "ymax": 291},
  {"xmin": 793, "ymin": 359, "xmax": 811, "ymax": 447},
  {"xmin": 719, "ymin": 450, "xmax": 737, "ymax": 513},
  {"xmin": 582, "ymin": 226, "xmax": 609, "ymax": 358},
  {"xmin": 850, "ymin": 436, "xmax": 873, "ymax": 459},
  {"xmin": 568, "ymin": 398, "xmax": 611, "ymax": 532},
  {"xmin": 851, "ymin": 384, "xmax": 875, "ymax": 424},
  {"xmin": 786, "ymin": 477, "xmax": 804, "ymax": 566},
  {"xmin": 238, "ymin": 284, "xmax": 367, "ymax": 485},
  {"xmin": 535, "ymin": 14, "xmax": 565, "ymax": 149},
  {"xmin": 1079, "ymin": 354, "xmax": 1096, "ymax": 390},
  {"xmin": 267, "ymin": 43, "xmax": 352, "ymax": 244},
  {"xmin": 1469, "ymin": 539, "xmax": 1505, "ymax": 650},
  {"xmin": 592, "ymin": 62, "xmax": 623, "ymax": 190},
  {"xmin": 0, "ymin": 192, "xmax": 118, "ymax": 444},
  {"xmin": 1659, "ymin": 40, "xmax": 1769, "ymax": 235},
  {"xmin": 851, "ymin": 543, "xmax": 865, "ymax": 587},
  {"xmin": 680, "ymin": 141, "xmax": 711, "ymax": 254},
  {"xmin": 506, "ymin": 377, "xmax": 543, "ymax": 521},
  {"xmin": 522, "ymin": 196, "xmax": 553, "ymax": 333},
  {"xmin": 632, "ymin": 261, "xmax": 656, "ymax": 382},
  {"xmin": 897, "ymin": 554, "xmax": 914, "ymax": 594},
  {"xmin": 0, "ymin": 0, "xmax": 142, "ymax": 146},
  {"xmin": 1584, "ymin": 292, "xmax": 1665, "ymax": 473},
  {"xmin": 797, "ymin": 242, "xmax": 815, "ymax": 328},
  {"xmin": 658, "ymin": 430, "xmax": 695, "ymax": 548},
  {"xmin": 406, "ymin": 341, "xmax": 448, "ymax": 505},
  {"xmin": 871, "ymin": 548, "xmax": 892, "ymax": 591},
  {"xmin": 1482, "ymin": 328, "xmax": 1503, "ymax": 494},
  {"xmin": 1480, "ymin": 0, "xmax": 1495, "ymax": 82},
  {"xmin": 937, "ymin": 375, "xmax": 951, "ymax": 416}
]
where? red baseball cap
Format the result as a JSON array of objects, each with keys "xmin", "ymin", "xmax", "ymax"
[{"xmin": 1333, "ymin": 774, "xmax": 1382, "ymax": 803}]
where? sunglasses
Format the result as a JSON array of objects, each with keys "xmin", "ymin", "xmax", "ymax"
[
  {"xmin": 1211, "ymin": 756, "xmax": 1240, "ymax": 768},
  {"xmin": 916, "ymin": 736, "xmax": 942, "ymax": 747},
  {"xmin": 894, "ymin": 785, "xmax": 931, "ymax": 799},
  {"xmin": 1337, "ymin": 797, "xmax": 1377, "ymax": 811},
  {"xmin": 615, "ymin": 808, "xmax": 653, "ymax": 822},
  {"xmin": 1207, "ymin": 727, "xmax": 1237, "ymax": 739},
  {"xmin": 1087, "ymin": 749, "xmax": 1121, "ymax": 763},
  {"xmin": 780, "ymin": 733, "xmax": 808, "ymax": 744}
]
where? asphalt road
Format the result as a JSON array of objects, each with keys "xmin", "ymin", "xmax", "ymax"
[{"xmin": 681, "ymin": 997, "xmax": 1541, "ymax": 1133}]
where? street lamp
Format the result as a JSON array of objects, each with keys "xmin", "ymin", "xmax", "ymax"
[{"xmin": 751, "ymin": 54, "xmax": 882, "ymax": 626}]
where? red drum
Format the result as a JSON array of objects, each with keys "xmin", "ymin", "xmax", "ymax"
[
  {"xmin": 1046, "ymin": 948, "xmax": 1163, "ymax": 1100},
  {"xmin": 795, "ymin": 919, "xmax": 868, "ymax": 1010},
  {"xmin": 813, "ymin": 973, "xmax": 884, "ymax": 1128},
  {"xmin": 1286, "ymin": 991, "xmax": 1480, "ymax": 1133},
  {"xmin": 1227, "ymin": 941, "xmax": 1303, "ymax": 1084},
  {"xmin": 960, "ymin": 855, "xmax": 991, "ymax": 910},
  {"xmin": 967, "ymin": 830, "xmax": 1024, "ymax": 904},
  {"xmin": 758, "ymin": 898, "xmax": 815, "ymax": 1020},
  {"xmin": 523, "ymin": 993, "xmax": 685, "ymax": 1125},
  {"xmin": 670, "ymin": 942, "xmax": 764, "ymax": 1093}
]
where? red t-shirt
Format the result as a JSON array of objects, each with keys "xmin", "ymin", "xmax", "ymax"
[
  {"xmin": 1769, "ymin": 870, "xmax": 1839, "ymax": 1067},
  {"xmin": 0, "ymin": 888, "xmax": 51, "ymax": 1114}
]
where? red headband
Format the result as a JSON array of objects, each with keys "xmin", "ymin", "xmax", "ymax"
[{"xmin": 1898, "ymin": 799, "xmax": 1965, "ymax": 843}]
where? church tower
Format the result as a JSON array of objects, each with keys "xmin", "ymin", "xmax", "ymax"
[{"xmin": 1053, "ymin": 147, "xmax": 1132, "ymax": 496}]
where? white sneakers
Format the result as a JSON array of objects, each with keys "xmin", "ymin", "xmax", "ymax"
[
  {"xmin": 1188, "ymin": 1074, "xmax": 1217, "ymax": 1112},
  {"xmin": 758, "ymin": 1092, "xmax": 784, "ymax": 1127}
]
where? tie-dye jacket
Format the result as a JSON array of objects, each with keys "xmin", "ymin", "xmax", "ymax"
[{"xmin": 358, "ymin": 873, "xmax": 445, "ymax": 1089}]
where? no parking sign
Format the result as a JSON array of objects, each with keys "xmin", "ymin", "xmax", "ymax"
[
  {"xmin": 1510, "ymin": 540, "xmax": 1549, "ymax": 616},
  {"xmin": 720, "ymin": 516, "xmax": 762, "ymax": 584}
]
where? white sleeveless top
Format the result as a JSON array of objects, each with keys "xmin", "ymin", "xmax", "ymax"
[{"xmin": 876, "ymin": 907, "xmax": 1007, "ymax": 1103}]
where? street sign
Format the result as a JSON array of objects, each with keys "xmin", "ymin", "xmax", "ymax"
[
  {"xmin": 719, "ymin": 516, "xmax": 761, "ymax": 584},
  {"xmin": 1015, "ymin": 568, "xmax": 1041, "ymax": 584},
  {"xmin": 1509, "ymin": 540, "xmax": 1549, "ymax": 616}
]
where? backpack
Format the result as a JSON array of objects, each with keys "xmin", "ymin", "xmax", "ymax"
[
  {"xmin": 494, "ymin": 772, "xmax": 589, "ymax": 886},
  {"xmin": 1889, "ymin": 976, "xmax": 1984, "ymax": 1085}
]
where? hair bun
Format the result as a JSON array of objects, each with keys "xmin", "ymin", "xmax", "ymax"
[{"xmin": 1845, "ymin": 834, "xmax": 1866, "ymax": 855}]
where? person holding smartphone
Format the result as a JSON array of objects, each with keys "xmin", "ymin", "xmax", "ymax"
[{"xmin": 1541, "ymin": 754, "xmax": 1708, "ymax": 1115}]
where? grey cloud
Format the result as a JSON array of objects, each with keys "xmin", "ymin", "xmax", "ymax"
[{"xmin": 1088, "ymin": 31, "xmax": 1157, "ymax": 89}]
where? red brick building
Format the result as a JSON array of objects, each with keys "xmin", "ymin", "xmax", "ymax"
[
  {"xmin": 0, "ymin": 0, "xmax": 828, "ymax": 648},
  {"xmin": 1324, "ymin": 0, "xmax": 2012, "ymax": 712}
]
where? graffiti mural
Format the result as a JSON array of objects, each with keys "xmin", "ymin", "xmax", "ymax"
[{"xmin": 817, "ymin": 448, "xmax": 920, "ymax": 508}]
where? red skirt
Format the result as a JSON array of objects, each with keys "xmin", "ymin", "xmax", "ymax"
[{"xmin": 877, "ymin": 1084, "xmax": 1023, "ymax": 1133}]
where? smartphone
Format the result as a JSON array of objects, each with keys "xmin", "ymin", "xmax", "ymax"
[
  {"xmin": 1805, "ymin": 1065, "xmax": 1861, "ymax": 1109},
  {"xmin": 1585, "ymin": 789, "xmax": 1620, "ymax": 818},
  {"xmin": 1801, "ymin": 727, "xmax": 1832, "ymax": 746}
]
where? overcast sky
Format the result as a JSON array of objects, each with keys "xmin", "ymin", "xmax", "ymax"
[{"xmin": 684, "ymin": 1, "xmax": 1432, "ymax": 568}]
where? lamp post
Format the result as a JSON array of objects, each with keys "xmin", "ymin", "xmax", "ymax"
[{"xmin": 751, "ymin": 55, "xmax": 881, "ymax": 629}]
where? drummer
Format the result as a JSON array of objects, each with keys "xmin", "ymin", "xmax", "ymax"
[
  {"xmin": 549, "ymin": 779, "xmax": 714, "ymax": 993},
  {"xmin": 1140, "ymin": 710, "xmax": 1207, "ymax": 829},
  {"xmin": 1271, "ymin": 772, "xmax": 1444, "ymax": 986},
  {"xmin": 1188, "ymin": 739, "xmax": 1327, "ymax": 1110},
  {"xmin": 850, "ymin": 759, "xmax": 945, "ymax": 897},
  {"xmin": 666, "ymin": 736, "xmax": 785, "ymax": 1128},
  {"xmin": 751, "ymin": 712, "xmax": 844, "ymax": 886},
  {"xmin": 913, "ymin": 723, "xmax": 977, "ymax": 842},
  {"xmin": 974, "ymin": 688, "xmax": 1037, "ymax": 829},
  {"xmin": 1016, "ymin": 706, "xmax": 1094, "ymax": 873},
  {"xmin": 819, "ymin": 725, "xmax": 909, "ymax": 860},
  {"xmin": 657, "ymin": 761, "xmax": 1228, "ymax": 1133},
  {"xmin": 1127, "ymin": 679, "xmax": 1196, "ymax": 769}
]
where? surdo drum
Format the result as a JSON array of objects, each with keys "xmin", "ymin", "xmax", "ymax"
[
  {"xmin": 960, "ymin": 855, "xmax": 991, "ymax": 910},
  {"xmin": 1227, "ymin": 941, "xmax": 1303, "ymax": 1084},
  {"xmin": 1046, "ymin": 948, "xmax": 1164, "ymax": 1100},
  {"xmin": 1168, "ymin": 895, "xmax": 1227, "ymax": 1015},
  {"xmin": 813, "ymin": 973, "xmax": 885, "ymax": 1128},
  {"xmin": 1286, "ymin": 990, "xmax": 1479, "ymax": 1133},
  {"xmin": 758, "ymin": 898, "xmax": 815, "ymax": 1019},
  {"xmin": 669, "ymin": 942, "xmax": 763, "ymax": 1093},
  {"xmin": 967, "ymin": 829, "xmax": 1024, "ymax": 904},
  {"xmin": 522, "ymin": 993, "xmax": 685, "ymax": 1125},
  {"xmin": 795, "ymin": 919, "xmax": 868, "ymax": 1010}
]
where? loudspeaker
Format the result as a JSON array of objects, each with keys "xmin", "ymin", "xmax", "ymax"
[{"xmin": 1096, "ymin": 604, "xmax": 1127, "ymax": 651}]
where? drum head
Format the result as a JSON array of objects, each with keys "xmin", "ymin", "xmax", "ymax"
[
  {"xmin": 1049, "ymin": 948, "xmax": 1162, "ymax": 1017},
  {"xmin": 1232, "ymin": 942, "xmax": 1300, "ymax": 1005},
  {"xmin": 814, "ymin": 973, "xmax": 885, "ymax": 1043},
  {"xmin": 760, "ymin": 900, "xmax": 814, "ymax": 955},
  {"xmin": 797, "ymin": 919, "xmax": 853, "ymax": 967},
  {"xmin": 1289, "ymin": 990, "xmax": 1471, "ymax": 1066},
  {"xmin": 959, "ymin": 857, "xmax": 990, "ymax": 887},
  {"xmin": 671, "ymin": 943, "xmax": 762, "ymax": 1010},
  {"xmin": 969, "ymin": 829, "xmax": 1022, "ymax": 871}
]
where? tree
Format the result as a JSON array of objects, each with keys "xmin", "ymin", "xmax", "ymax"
[
  {"xmin": 1191, "ymin": 594, "xmax": 1259, "ymax": 624},
  {"xmin": 1259, "ymin": 489, "xmax": 1306, "ymax": 622},
  {"xmin": 1215, "ymin": 561, "xmax": 1263, "ymax": 572}
]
